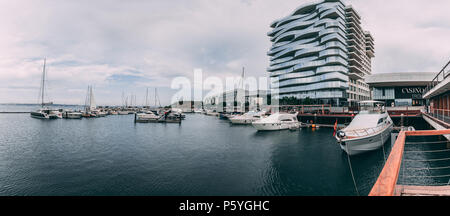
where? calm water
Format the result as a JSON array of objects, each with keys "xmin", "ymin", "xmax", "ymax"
[{"xmin": 0, "ymin": 104, "xmax": 391, "ymax": 196}]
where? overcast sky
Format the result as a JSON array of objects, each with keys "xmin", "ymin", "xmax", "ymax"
[{"xmin": 0, "ymin": 0, "xmax": 449, "ymax": 105}]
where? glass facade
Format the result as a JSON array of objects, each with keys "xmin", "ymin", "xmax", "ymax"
[{"xmin": 267, "ymin": 0, "xmax": 374, "ymax": 106}]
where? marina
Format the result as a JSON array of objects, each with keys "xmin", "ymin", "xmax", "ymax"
[
  {"xmin": 0, "ymin": 103, "xmax": 434, "ymax": 196},
  {"xmin": 0, "ymin": 0, "xmax": 449, "ymax": 201}
]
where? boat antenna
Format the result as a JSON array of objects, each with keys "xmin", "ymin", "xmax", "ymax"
[{"xmin": 40, "ymin": 58, "xmax": 47, "ymax": 107}]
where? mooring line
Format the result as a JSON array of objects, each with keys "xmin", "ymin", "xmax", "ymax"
[{"xmin": 345, "ymin": 145, "xmax": 359, "ymax": 196}]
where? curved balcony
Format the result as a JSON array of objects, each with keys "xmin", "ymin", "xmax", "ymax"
[
  {"xmin": 278, "ymin": 80, "xmax": 348, "ymax": 94},
  {"xmin": 320, "ymin": 33, "xmax": 347, "ymax": 45},
  {"xmin": 270, "ymin": 56, "xmax": 294, "ymax": 66},
  {"xmin": 276, "ymin": 72, "xmax": 348, "ymax": 88},
  {"xmin": 319, "ymin": 49, "xmax": 348, "ymax": 59},
  {"xmin": 270, "ymin": 39, "xmax": 321, "ymax": 60},
  {"xmin": 268, "ymin": 39, "xmax": 318, "ymax": 56},
  {"xmin": 316, "ymin": 65, "xmax": 348, "ymax": 75},
  {"xmin": 268, "ymin": 56, "xmax": 319, "ymax": 72},
  {"xmin": 277, "ymin": 70, "xmax": 316, "ymax": 81},
  {"xmin": 271, "ymin": 17, "xmax": 318, "ymax": 39},
  {"xmin": 294, "ymin": 47, "xmax": 322, "ymax": 58},
  {"xmin": 269, "ymin": 11, "xmax": 320, "ymax": 37}
]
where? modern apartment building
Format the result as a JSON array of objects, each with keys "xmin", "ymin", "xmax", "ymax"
[{"xmin": 267, "ymin": 0, "xmax": 374, "ymax": 106}]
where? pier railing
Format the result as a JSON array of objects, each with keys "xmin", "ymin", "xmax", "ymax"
[
  {"xmin": 423, "ymin": 59, "xmax": 450, "ymax": 96},
  {"xmin": 370, "ymin": 129, "xmax": 450, "ymax": 196},
  {"xmin": 274, "ymin": 105, "xmax": 424, "ymax": 116},
  {"xmin": 278, "ymin": 105, "xmax": 332, "ymax": 114},
  {"xmin": 428, "ymin": 108, "xmax": 450, "ymax": 124}
]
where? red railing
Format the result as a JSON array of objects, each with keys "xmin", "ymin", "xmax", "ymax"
[
  {"xmin": 423, "ymin": 59, "xmax": 450, "ymax": 96},
  {"xmin": 369, "ymin": 129, "xmax": 450, "ymax": 196},
  {"xmin": 428, "ymin": 108, "xmax": 450, "ymax": 122}
]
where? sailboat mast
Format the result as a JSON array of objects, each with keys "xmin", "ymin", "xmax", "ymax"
[
  {"xmin": 241, "ymin": 67, "xmax": 245, "ymax": 112},
  {"xmin": 85, "ymin": 85, "xmax": 90, "ymax": 112},
  {"xmin": 145, "ymin": 88, "xmax": 149, "ymax": 107},
  {"xmin": 241, "ymin": 67, "xmax": 245, "ymax": 89},
  {"xmin": 41, "ymin": 58, "xmax": 47, "ymax": 107}
]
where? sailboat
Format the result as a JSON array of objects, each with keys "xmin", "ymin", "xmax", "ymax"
[
  {"xmin": 118, "ymin": 91, "xmax": 129, "ymax": 115},
  {"xmin": 82, "ymin": 85, "xmax": 97, "ymax": 118},
  {"xmin": 151, "ymin": 88, "xmax": 162, "ymax": 115},
  {"xmin": 30, "ymin": 58, "xmax": 62, "ymax": 119}
]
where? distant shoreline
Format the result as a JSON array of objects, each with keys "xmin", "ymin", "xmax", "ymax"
[{"xmin": 0, "ymin": 103, "xmax": 81, "ymax": 106}]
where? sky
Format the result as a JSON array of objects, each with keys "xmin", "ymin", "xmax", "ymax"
[{"xmin": 0, "ymin": 0, "xmax": 449, "ymax": 106}]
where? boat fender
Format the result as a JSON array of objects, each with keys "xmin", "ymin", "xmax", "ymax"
[{"xmin": 337, "ymin": 131, "xmax": 346, "ymax": 138}]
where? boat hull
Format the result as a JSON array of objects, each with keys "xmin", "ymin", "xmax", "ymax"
[
  {"xmin": 30, "ymin": 112, "xmax": 49, "ymax": 119},
  {"xmin": 229, "ymin": 118, "xmax": 255, "ymax": 125},
  {"xmin": 338, "ymin": 124, "xmax": 393, "ymax": 156},
  {"xmin": 65, "ymin": 114, "xmax": 82, "ymax": 119},
  {"xmin": 252, "ymin": 122, "xmax": 299, "ymax": 131}
]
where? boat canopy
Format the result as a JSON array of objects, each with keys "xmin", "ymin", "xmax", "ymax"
[
  {"xmin": 256, "ymin": 113, "xmax": 297, "ymax": 123},
  {"xmin": 343, "ymin": 114, "xmax": 381, "ymax": 131},
  {"xmin": 359, "ymin": 100, "xmax": 385, "ymax": 104},
  {"xmin": 359, "ymin": 100, "xmax": 386, "ymax": 113}
]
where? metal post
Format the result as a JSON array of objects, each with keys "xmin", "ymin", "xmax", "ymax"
[{"xmin": 400, "ymin": 114, "xmax": 404, "ymax": 128}]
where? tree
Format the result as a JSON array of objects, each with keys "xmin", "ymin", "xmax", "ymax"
[{"xmin": 303, "ymin": 97, "xmax": 312, "ymax": 105}]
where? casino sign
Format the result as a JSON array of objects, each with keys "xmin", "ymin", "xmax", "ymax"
[{"xmin": 395, "ymin": 87, "xmax": 426, "ymax": 99}]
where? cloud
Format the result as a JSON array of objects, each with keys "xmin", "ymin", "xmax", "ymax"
[{"xmin": 0, "ymin": 0, "xmax": 449, "ymax": 105}]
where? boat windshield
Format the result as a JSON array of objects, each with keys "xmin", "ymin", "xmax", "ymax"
[{"xmin": 359, "ymin": 101, "xmax": 385, "ymax": 113}]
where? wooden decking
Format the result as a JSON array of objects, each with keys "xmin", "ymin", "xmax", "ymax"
[
  {"xmin": 370, "ymin": 129, "xmax": 450, "ymax": 196},
  {"xmin": 395, "ymin": 185, "xmax": 450, "ymax": 196}
]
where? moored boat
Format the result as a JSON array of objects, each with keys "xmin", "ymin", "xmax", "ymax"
[
  {"xmin": 335, "ymin": 101, "xmax": 393, "ymax": 156},
  {"xmin": 30, "ymin": 58, "xmax": 60, "ymax": 120},
  {"xmin": 118, "ymin": 110, "xmax": 129, "ymax": 115},
  {"xmin": 135, "ymin": 112, "xmax": 160, "ymax": 122},
  {"xmin": 62, "ymin": 110, "xmax": 82, "ymax": 119},
  {"xmin": 229, "ymin": 111, "xmax": 266, "ymax": 125},
  {"xmin": 252, "ymin": 112, "xmax": 299, "ymax": 131},
  {"xmin": 31, "ymin": 109, "xmax": 51, "ymax": 119}
]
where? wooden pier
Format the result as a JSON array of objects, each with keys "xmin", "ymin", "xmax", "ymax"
[
  {"xmin": 395, "ymin": 185, "xmax": 450, "ymax": 196},
  {"xmin": 370, "ymin": 129, "xmax": 450, "ymax": 196}
]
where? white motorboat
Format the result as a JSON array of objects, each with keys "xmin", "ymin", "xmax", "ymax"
[
  {"xmin": 82, "ymin": 111, "xmax": 96, "ymax": 118},
  {"xmin": 136, "ymin": 112, "xmax": 160, "ymax": 121},
  {"xmin": 31, "ymin": 109, "xmax": 53, "ymax": 119},
  {"xmin": 109, "ymin": 110, "xmax": 118, "ymax": 115},
  {"xmin": 118, "ymin": 110, "xmax": 129, "ymax": 115},
  {"xmin": 335, "ymin": 101, "xmax": 393, "ymax": 156},
  {"xmin": 63, "ymin": 111, "xmax": 82, "ymax": 119},
  {"xmin": 229, "ymin": 111, "xmax": 266, "ymax": 125},
  {"xmin": 252, "ymin": 112, "xmax": 299, "ymax": 131},
  {"xmin": 93, "ymin": 110, "xmax": 107, "ymax": 117},
  {"xmin": 206, "ymin": 110, "xmax": 218, "ymax": 116}
]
